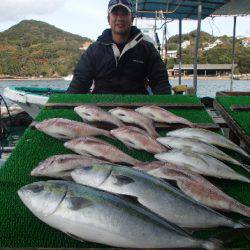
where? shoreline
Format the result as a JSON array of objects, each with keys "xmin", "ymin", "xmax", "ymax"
[
  {"xmin": 0, "ymin": 76, "xmax": 249, "ymax": 81},
  {"xmin": 0, "ymin": 77, "xmax": 63, "ymax": 81}
]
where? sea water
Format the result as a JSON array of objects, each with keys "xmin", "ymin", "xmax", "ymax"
[{"xmin": 0, "ymin": 79, "xmax": 250, "ymax": 104}]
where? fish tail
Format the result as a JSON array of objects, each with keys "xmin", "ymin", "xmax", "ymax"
[
  {"xmin": 241, "ymin": 164, "xmax": 250, "ymax": 174},
  {"xmin": 104, "ymin": 130, "xmax": 115, "ymax": 139},
  {"xmin": 30, "ymin": 121, "xmax": 38, "ymax": 128}
]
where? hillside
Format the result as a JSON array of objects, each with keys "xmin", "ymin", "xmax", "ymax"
[
  {"xmin": 0, "ymin": 20, "xmax": 92, "ymax": 77},
  {"xmin": 166, "ymin": 30, "xmax": 250, "ymax": 73}
]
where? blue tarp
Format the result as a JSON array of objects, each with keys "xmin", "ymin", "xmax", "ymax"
[{"xmin": 132, "ymin": 0, "xmax": 231, "ymax": 20}]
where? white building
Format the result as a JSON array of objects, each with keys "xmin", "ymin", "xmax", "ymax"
[
  {"xmin": 181, "ymin": 40, "xmax": 190, "ymax": 49},
  {"xmin": 203, "ymin": 39, "xmax": 223, "ymax": 51}
]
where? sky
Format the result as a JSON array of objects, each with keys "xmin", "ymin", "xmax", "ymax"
[{"xmin": 0, "ymin": 0, "xmax": 249, "ymax": 42}]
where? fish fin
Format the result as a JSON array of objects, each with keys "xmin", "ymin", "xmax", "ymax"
[
  {"xmin": 112, "ymin": 174, "xmax": 135, "ymax": 186},
  {"xmin": 118, "ymin": 194, "xmax": 140, "ymax": 205},
  {"xmin": 66, "ymin": 232, "xmax": 86, "ymax": 242},
  {"xmin": 68, "ymin": 196, "xmax": 94, "ymax": 210}
]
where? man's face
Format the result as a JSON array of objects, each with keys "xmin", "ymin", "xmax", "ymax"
[{"xmin": 108, "ymin": 6, "xmax": 133, "ymax": 36}]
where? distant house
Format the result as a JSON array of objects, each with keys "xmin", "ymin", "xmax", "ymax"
[
  {"xmin": 181, "ymin": 40, "xmax": 190, "ymax": 49},
  {"xmin": 167, "ymin": 50, "xmax": 178, "ymax": 58},
  {"xmin": 242, "ymin": 38, "xmax": 250, "ymax": 47},
  {"xmin": 172, "ymin": 64, "xmax": 237, "ymax": 76},
  {"xmin": 203, "ymin": 39, "xmax": 223, "ymax": 51},
  {"xmin": 79, "ymin": 41, "xmax": 92, "ymax": 51},
  {"xmin": 161, "ymin": 49, "xmax": 177, "ymax": 59}
]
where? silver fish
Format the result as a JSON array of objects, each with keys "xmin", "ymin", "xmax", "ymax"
[
  {"xmin": 31, "ymin": 154, "xmax": 108, "ymax": 179},
  {"xmin": 18, "ymin": 180, "xmax": 218, "ymax": 249},
  {"xmin": 111, "ymin": 126, "xmax": 166, "ymax": 154},
  {"xmin": 155, "ymin": 149, "xmax": 250, "ymax": 183},
  {"xmin": 34, "ymin": 118, "xmax": 112, "ymax": 140},
  {"xmin": 167, "ymin": 128, "xmax": 249, "ymax": 158},
  {"xmin": 135, "ymin": 105, "xmax": 194, "ymax": 127},
  {"xmin": 157, "ymin": 136, "xmax": 244, "ymax": 166},
  {"xmin": 136, "ymin": 161, "xmax": 250, "ymax": 217},
  {"xmin": 109, "ymin": 107, "xmax": 159, "ymax": 137},
  {"xmin": 64, "ymin": 137, "xmax": 142, "ymax": 166},
  {"xmin": 71, "ymin": 163, "xmax": 243, "ymax": 229},
  {"xmin": 74, "ymin": 105, "xmax": 124, "ymax": 127}
]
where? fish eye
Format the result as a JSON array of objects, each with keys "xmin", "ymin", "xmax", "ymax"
[
  {"xmin": 83, "ymin": 166, "xmax": 93, "ymax": 171},
  {"xmin": 30, "ymin": 184, "xmax": 44, "ymax": 193}
]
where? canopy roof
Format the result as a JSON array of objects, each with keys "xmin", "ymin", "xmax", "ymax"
[
  {"xmin": 132, "ymin": 0, "xmax": 231, "ymax": 20},
  {"xmin": 213, "ymin": 0, "xmax": 250, "ymax": 15}
]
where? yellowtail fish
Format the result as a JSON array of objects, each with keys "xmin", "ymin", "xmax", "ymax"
[
  {"xmin": 71, "ymin": 163, "xmax": 244, "ymax": 229},
  {"xmin": 18, "ymin": 180, "xmax": 219, "ymax": 249}
]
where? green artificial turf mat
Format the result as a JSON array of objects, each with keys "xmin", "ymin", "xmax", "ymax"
[
  {"xmin": 0, "ymin": 94, "xmax": 249, "ymax": 248},
  {"xmin": 216, "ymin": 96, "xmax": 250, "ymax": 136},
  {"xmin": 48, "ymin": 94, "xmax": 201, "ymax": 104}
]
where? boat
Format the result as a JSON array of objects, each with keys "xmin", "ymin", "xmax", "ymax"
[
  {"xmin": 3, "ymin": 86, "xmax": 65, "ymax": 119},
  {"xmin": 63, "ymin": 74, "xmax": 73, "ymax": 81}
]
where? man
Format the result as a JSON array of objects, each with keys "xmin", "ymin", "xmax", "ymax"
[{"xmin": 67, "ymin": 0, "xmax": 172, "ymax": 95}]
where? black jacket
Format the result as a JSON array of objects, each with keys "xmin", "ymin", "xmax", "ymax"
[{"xmin": 67, "ymin": 26, "xmax": 171, "ymax": 95}]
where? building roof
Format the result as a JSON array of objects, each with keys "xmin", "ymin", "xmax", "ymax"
[
  {"xmin": 242, "ymin": 38, "xmax": 250, "ymax": 43},
  {"xmin": 132, "ymin": 0, "xmax": 230, "ymax": 20},
  {"xmin": 173, "ymin": 64, "xmax": 237, "ymax": 70}
]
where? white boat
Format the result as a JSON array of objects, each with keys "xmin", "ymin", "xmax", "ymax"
[
  {"xmin": 63, "ymin": 74, "xmax": 73, "ymax": 81},
  {"xmin": 3, "ymin": 86, "xmax": 65, "ymax": 119}
]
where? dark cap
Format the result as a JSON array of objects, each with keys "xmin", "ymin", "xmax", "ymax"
[{"xmin": 108, "ymin": 0, "xmax": 133, "ymax": 13}]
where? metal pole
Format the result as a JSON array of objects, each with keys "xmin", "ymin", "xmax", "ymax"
[
  {"xmin": 193, "ymin": 2, "xmax": 202, "ymax": 94},
  {"xmin": 135, "ymin": 0, "xmax": 138, "ymax": 26},
  {"xmin": 230, "ymin": 16, "xmax": 237, "ymax": 91},
  {"xmin": 178, "ymin": 18, "xmax": 182, "ymax": 85}
]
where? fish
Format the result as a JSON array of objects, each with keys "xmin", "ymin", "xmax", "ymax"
[
  {"xmin": 34, "ymin": 118, "xmax": 112, "ymax": 140},
  {"xmin": 31, "ymin": 154, "xmax": 108, "ymax": 180},
  {"xmin": 155, "ymin": 149, "xmax": 250, "ymax": 183},
  {"xmin": 110, "ymin": 126, "xmax": 167, "ymax": 154},
  {"xmin": 18, "ymin": 180, "xmax": 219, "ymax": 249},
  {"xmin": 71, "ymin": 163, "xmax": 244, "ymax": 229},
  {"xmin": 74, "ymin": 105, "xmax": 124, "ymax": 127},
  {"xmin": 136, "ymin": 161, "xmax": 250, "ymax": 217},
  {"xmin": 157, "ymin": 136, "xmax": 244, "ymax": 167},
  {"xmin": 109, "ymin": 107, "xmax": 159, "ymax": 137},
  {"xmin": 167, "ymin": 128, "xmax": 249, "ymax": 159},
  {"xmin": 64, "ymin": 137, "xmax": 142, "ymax": 166},
  {"xmin": 135, "ymin": 105, "xmax": 195, "ymax": 127}
]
